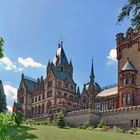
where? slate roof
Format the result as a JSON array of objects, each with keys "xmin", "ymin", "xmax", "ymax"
[
  {"xmin": 53, "ymin": 46, "xmax": 69, "ymax": 66},
  {"xmin": 122, "ymin": 59, "xmax": 136, "ymax": 71},
  {"xmin": 14, "ymin": 102, "xmax": 22, "ymax": 108},
  {"xmin": 85, "ymin": 82, "xmax": 101, "ymax": 94},
  {"xmin": 22, "ymin": 76, "xmax": 37, "ymax": 94},
  {"xmin": 51, "ymin": 66, "xmax": 75, "ymax": 85}
]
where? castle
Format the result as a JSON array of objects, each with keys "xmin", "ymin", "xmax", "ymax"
[{"xmin": 13, "ymin": 27, "xmax": 140, "ymax": 128}]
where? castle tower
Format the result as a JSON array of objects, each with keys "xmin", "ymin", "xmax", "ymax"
[{"xmin": 116, "ymin": 27, "xmax": 140, "ymax": 108}]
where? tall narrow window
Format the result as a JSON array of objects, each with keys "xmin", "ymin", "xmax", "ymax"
[
  {"xmin": 123, "ymin": 94, "xmax": 126, "ymax": 105},
  {"xmin": 130, "ymin": 120, "xmax": 133, "ymax": 127},
  {"xmin": 127, "ymin": 93, "xmax": 131, "ymax": 104},
  {"xmin": 136, "ymin": 119, "xmax": 138, "ymax": 127}
]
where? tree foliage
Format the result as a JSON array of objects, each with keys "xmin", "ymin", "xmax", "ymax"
[
  {"xmin": 117, "ymin": 0, "xmax": 140, "ymax": 27},
  {"xmin": 0, "ymin": 81, "xmax": 7, "ymax": 113},
  {"xmin": 0, "ymin": 37, "xmax": 4, "ymax": 59},
  {"xmin": 56, "ymin": 112, "xmax": 65, "ymax": 128},
  {"xmin": 13, "ymin": 112, "xmax": 23, "ymax": 126}
]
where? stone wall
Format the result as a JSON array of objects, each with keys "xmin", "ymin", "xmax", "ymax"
[
  {"xmin": 65, "ymin": 109, "xmax": 101, "ymax": 127},
  {"xmin": 65, "ymin": 106, "xmax": 140, "ymax": 128}
]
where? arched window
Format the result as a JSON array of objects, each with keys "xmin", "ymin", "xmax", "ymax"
[
  {"xmin": 127, "ymin": 93, "xmax": 131, "ymax": 104},
  {"xmin": 123, "ymin": 94, "xmax": 126, "ymax": 105}
]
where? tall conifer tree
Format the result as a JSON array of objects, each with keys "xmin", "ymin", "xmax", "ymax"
[{"xmin": 0, "ymin": 80, "xmax": 7, "ymax": 112}]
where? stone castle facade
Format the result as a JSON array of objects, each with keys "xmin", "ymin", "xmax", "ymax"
[{"xmin": 13, "ymin": 27, "xmax": 140, "ymax": 128}]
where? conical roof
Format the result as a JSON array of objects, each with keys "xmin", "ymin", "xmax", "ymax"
[
  {"xmin": 53, "ymin": 41, "xmax": 69, "ymax": 66},
  {"xmin": 122, "ymin": 58, "xmax": 136, "ymax": 71}
]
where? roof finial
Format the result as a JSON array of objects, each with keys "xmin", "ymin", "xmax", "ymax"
[
  {"xmin": 60, "ymin": 40, "xmax": 63, "ymax": 47},
  {"xmin": 127, "ymin": 57, "xmax": 129, "ymax": 61}
]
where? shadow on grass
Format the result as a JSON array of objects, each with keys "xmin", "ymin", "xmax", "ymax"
[{"xmin": 6, "ymin": 125, "xmax": 38, "ymax": 140}]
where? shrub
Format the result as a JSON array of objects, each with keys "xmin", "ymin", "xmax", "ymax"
[
  {"xmin": 79, "ymin": 122, "xmax": 92, "ymax": 129},
  {"xmin": 56, "ymin": 112, "xmax": 65, "ymax": 128},
  {"xmin": 112, "ymin": 126, "xmax": 122, "ymax": 133},
  {"xmin": 98, "ymin": 118, "xmax": 107, "ymax": 128}
]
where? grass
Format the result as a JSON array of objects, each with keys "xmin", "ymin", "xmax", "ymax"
[{"xmin": 6, "ymin": 125, "xmax": 140, "ymax": 140}]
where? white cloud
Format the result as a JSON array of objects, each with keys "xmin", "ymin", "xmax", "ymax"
[
  {"xmin": 4, "ymin": 84, "xmax": 17, "ymax": 101},
  {"xmin": 0, "ymin": 57, "xmax": 22, "ymax": 72},
  {"xmin": 107, "ymin": 48, "xmax": 117, "ymax": 65},
  {"xmin": 18, "ymin": 57, "xmax": 45, "ymax": 68},
  {"xmin": 7, "ymin": 105, "xmax": 12, "ymax": 112}
]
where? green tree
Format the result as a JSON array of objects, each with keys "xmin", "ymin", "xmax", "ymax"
[
  {"xmin": 56, "ymin": 112, "xmax": 65, "ymax": 128},
  {"xmin": 0, "ymin": 37, "xmax": 4, "ymax": 59},
  {"xmin": 0, "ymin": 80, "xmax": 7, "ymax": 113},
  {"xmin": 13, "ymin": 112, "xmax": 23, "ymax": 126},
  {"xmin": 117, "ymin": 0, "xmax": 140, "ymax": 27}
]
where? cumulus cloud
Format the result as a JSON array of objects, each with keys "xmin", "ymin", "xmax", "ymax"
[
  {"xmin": 4, "ymin": 84, "xmax": 17, "ymax": 101},
  {"xmin": 3, "ymin": 84, "xmax": 17, "ymax": 112},
  {"xmin": 7, "ymin": 105, "xmax": 13, "ymax": 112},
  {"xmin": 18, "ymin": 57, "xmax": 45, "ymax": 68},
  {"xmin": 0, "ymin": 57, "xmax": 22, "ymax": 72},
  {"xmin": 107, "ymin": 48, "xmax": 117, "ymax": 65}
]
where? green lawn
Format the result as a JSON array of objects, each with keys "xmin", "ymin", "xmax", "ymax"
[{"xmin": 6, "ymin": 125, "xmax": 140, "ymax": 140}]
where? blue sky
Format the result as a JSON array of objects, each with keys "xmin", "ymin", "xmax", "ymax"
[{"xmin": 0, "ymin": 0, "xmax": 130, "ymax": 111}]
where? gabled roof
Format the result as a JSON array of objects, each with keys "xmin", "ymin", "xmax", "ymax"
[
  {"xmin": 122, "ymin": 59, "xmax": 136, "ymax": 71},
  {"xmin": 51, "ymin": 66, "xmax": 75, "ymax": 85},
  {"xmin": 22, "ymin": 74, "xmax": 37, "ymax": 94}
]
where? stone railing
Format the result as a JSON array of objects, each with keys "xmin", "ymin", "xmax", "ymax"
[
  {"xmin": 100, "ymin": 105, "xmax": 140, "ymax": 115},
  {"xmin": 67, "ymin": 109, "xmax": 100, "ymax": 115},
  {"xmin": 66, "ymin": 105, "xmax": 140, "ymax": 116}
]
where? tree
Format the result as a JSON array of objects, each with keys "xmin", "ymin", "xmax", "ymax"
[
  {"xmin": 55, "ymin": 112, "xmax": 65, "ymax": 128},
  {"xmin": 13, "ymin": 112, "xmax": 23, "ymax": 126},
  {"xmin": 0, "ymin": 37, "xmax": 4, "ymax": 59},
  {"xmin": 0, "ymin": 80, "xmax": 7, "ymax": 113},
  {"xmin": 117, "ymin": 0, "xmax": 140, "ymax": 27}
]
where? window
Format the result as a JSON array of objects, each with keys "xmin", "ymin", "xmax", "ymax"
[
  {"xmin": 64, "ymin": 82, "xmax": 68, "ymax": 89},
  {"xmin": 136, "ymin": 120, "xmax": 138, "ymax": 127},
  {"xmin": 35, "ymin": 96, "xmax": 37, "ymax": 102},
  {"xmin": 42, "ymin": 94, "xmax": 45, "ymax": 100},
  {"xmin": 123, "ymin": 75, "xmax": 135, "ymax": 85},
  {"xmin": 123, "ymin": 94, "xmax": 126, "ymax": 105},
  {"xmin": 64, "ymin": 93, "xmax": 67, "ymax": 97},
  {"xmin": 70, "ymin": 85, "xmax": 74, "ymax": 91},
  {"xmin": 57, "ymin": 91, "xmax": 62, "ymax": 97},
  {"xmin": 48, "ymin": 81, "xmax": 52, "ymax": 88},
  {"xmin": 39, "ymin": 96, "xmax": 41, "ymax": 101},
  {"xmin": 58, "ymin": 81, "xmax": 62, "ymax": 87},
  {"xmin": 130, "ymin": 120, "xmax": 133, "ymax": 127},
  {"xmin": 127, "ymin": 93, "xmax": 131, "ymax": 104},
  {"xmin": 47, "ymin": 90, "xmax": 52, "ymax": 98}
]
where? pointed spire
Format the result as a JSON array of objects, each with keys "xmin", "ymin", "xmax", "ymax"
[
  {"xmin": 70, "ymin": 59, "xmax": 73, "ymax": 67},
  {"xmin": 77, "ymin": 86, "xmax": 80, "ymax": 94},
  {"xmin": 22, "ymin": 73, "xmax": 24, "ymax": 79},
  {"xmin": 90, "ymin": 59, "xmax": 95, "ymax": 83}
]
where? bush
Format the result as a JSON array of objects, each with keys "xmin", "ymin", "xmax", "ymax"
[
  {"xmin": 79, "ymin": 122, "xmax": 92, "ymax": 129},
  {"xmin": 98, "ymin": 118, "xmax": 107, "ymax": 128},
  {"xmin": 112, "ymin": 126, "xmax": 122, "ymax": 133},
  {"xmin": 56, "ymin": 112, "xmax": 65, "ymax": 128}
]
